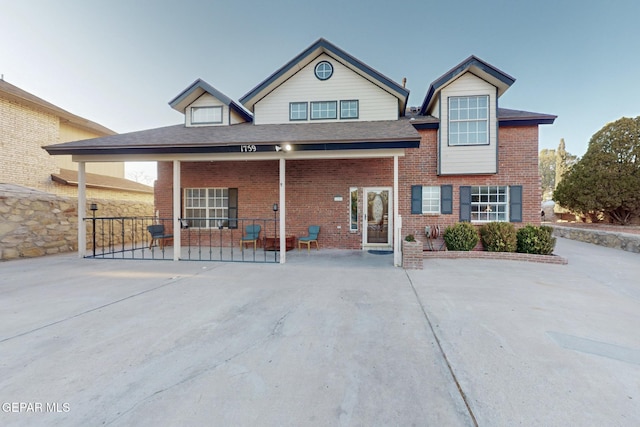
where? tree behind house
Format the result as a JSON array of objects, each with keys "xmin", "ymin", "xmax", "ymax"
[
  {"xmin": 554, "ymin": 116, "xmax": 640, "ymax": 224},
  {"xmin": 538, "ymin": 140, "xmax": 576, "ymax": 201}
]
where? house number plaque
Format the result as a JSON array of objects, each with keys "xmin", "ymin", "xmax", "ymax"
[{"xmin": 240, "ymin": 145, "xmax": 257, "ymax": 152}]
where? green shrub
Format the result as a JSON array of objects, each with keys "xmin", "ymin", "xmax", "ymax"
[
  {"xmin": 405, "ymin": 234, "xmax": 416, "ymax": 242},
  {"xmin": 443, "ymin": 222, "xmax": 479, "ymax": 251},
  {"xmin": 479, "ymin": 222, "xmax": 517, "ymax": 252},
  {"xmin": 516, "ymin": 224, "xmax": 556, "ymax": 255}
]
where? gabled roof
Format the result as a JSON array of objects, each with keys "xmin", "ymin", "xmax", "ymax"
[
  {"xmin": 420, "ymin": 55, "xmax": 516, "ymax": 115},
  {"xmin": 51, "ymin": 169, "xmax": 154, "ymax": 193},
  {"xmin": 239, "ymin": 38, "xmax": 410, "ymax": 116},
  {"xmin": 0, "ymin": 79, "xmax": 116, "ymax": 136},
  {"xmin": 169, "ymin": 78, "xmax": 253, "ymax": 122}
]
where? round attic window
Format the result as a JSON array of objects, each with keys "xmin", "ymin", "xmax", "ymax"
[{"xmin": 314, "ymin": 61, "xmax": 333, "ymax": 80}]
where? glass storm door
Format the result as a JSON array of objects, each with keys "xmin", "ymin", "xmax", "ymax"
[{"xmin": 364, "ymin": 188, "xmax": 392, "ymax": 246}]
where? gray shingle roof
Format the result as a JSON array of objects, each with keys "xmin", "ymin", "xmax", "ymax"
[
  {"xmin": 45, "ymin": 120, "xmax": 421, "ymax": 155},
  {"xmin": 497, "ymin": 108, "xmax": 556, "ymax": 125}
]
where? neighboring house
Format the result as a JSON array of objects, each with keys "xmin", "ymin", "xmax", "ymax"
[
  {"xmin": 45, "ymin": 38, "xmax": 555, "ymax": 263},
  {"xmin": 0, "ymin": 78, "xmax": 153, "ymax": 201}
]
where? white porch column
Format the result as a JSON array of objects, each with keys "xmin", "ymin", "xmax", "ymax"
[
  {"xmin": 279, "ymin": 157, "xmax": 286, "ymax": 264},
  {"xmin": 393, "ymin": 155, "xmax": 401, "ymax": 266},
  {"xmin": 77, "ymin": 161, "xmax": 87, "ymax": 258},
  {"xmin": 173, "ymin": 160, "xmax": 181, "ymax": 261}
]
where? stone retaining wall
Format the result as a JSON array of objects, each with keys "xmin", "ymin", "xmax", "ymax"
[
  {"xmin": 0, "ymin": 184, "xmax": 153, "ymax": 260},
  {"xmin": 552, "ymin": 225, "xmax": 640, "ymax": 254}
]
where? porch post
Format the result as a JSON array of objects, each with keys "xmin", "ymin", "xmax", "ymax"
[
  {"xmin": 77, "ymin": 161, "xmax": 86, "ymax": 258},
  {"xmin": 279, "ymin": 157, "xmax": 286, "ymax": 264},
  {"xmin": 393, "ymin": 155, "xmax": 401, "ymax": 266},
  {"xmin": 173, "ymin": 160, "xmax": 181, "ymax": 261}
]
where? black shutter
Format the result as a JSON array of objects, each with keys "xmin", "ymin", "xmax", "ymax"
[
  {"xmin": 459, "ymin": 186, "xmax": 471, "ymax": 222},
  {"xmin": 228, "ymin": 188, "xmax": 238, "ymax": 229},
  {"xmin": 441, "ymin": 185, "xmax": 453, "ymax": 214},
  {"xmin": 509, "ymin": 186, "xmax": 522, "ymax": 223},
  {"xmin": 411, "ymin": 185, "xmax": 422, "ymax": 214}
]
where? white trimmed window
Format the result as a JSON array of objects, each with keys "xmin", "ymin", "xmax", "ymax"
[
  {"xmin": 340, "ymin": 100, "xmax": 358, "ymax": 119},
  {"xmin": 411, "ymin": 185, "xmax": 452, "ymax": 215},
  {"xmin": 185, "ymin": 188, "xmax": 234, "ymax": 228},
  {"xmin": 350, "ymin": 187, "xmax": 358, "ymax": 232},
  {"xmin": 471, "ymin": 186, "xmax": 507, "ymax": 222},
  {"xmin": 314, "ymin": 61, "xmax": 333, "ymax": 80},
  {"xmin": 449, "ymin": 96, "xmax": 488, "ymax": 145},
  {"xmin": 421, "ymin": 186, "xmax": 441, "ymax": 214},
  {"xmin": 310, "ymin": 101, "xmax": 337, "ymax": 120},
  {"xmin": 289, "ymin": 102, "xmax": 307, "ymax": 121},
  {"xmin": 191, "ymin": 106, "xmax": 222, "ymax": 124}
]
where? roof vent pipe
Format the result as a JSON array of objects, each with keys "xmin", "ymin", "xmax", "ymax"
[{"xmin": 402, "ymin": 77, "xmax": 406, "ymax": 88}]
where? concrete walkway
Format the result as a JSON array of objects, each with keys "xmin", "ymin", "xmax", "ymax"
[{"xmin": 1, "ymin": 238, "xmax": 639, "ymax": 426}]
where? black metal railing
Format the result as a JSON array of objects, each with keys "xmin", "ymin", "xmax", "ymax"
[{"xmin": 83, "ymin": 216, "xmax": 281, "ymax": 263}]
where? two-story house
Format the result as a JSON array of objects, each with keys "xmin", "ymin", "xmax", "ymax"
[{"xmin": 46, "ymin": 38, "xmax": 555, "ymax": 263}]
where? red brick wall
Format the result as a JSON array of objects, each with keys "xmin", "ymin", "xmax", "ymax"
[
  {"xmin": 154, "ymin": 124, "xmax": 540, "ymax": 249},
  {"xmin": 400, "ymin": 125, "xmax": 541, "ymax": 244},
  {"xmin": 155, "ymin": 158, "xmax": 393, "ymax": 249}
]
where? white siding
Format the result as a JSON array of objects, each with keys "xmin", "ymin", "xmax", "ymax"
[
  {"xmin": 438, "ymin": 73, "xmax": 497, "ymax": 175},
  {"xmin": 230, "ymin": 109, "xmax": 247, "ymax": 125},
  {"xmin": 254, "ymin": 53, "xmax": 398, "ymax": 125},
  {"xmin": 431, "ymin": 99, "xmax": 440, "ymax": 119},
  {"xmin": 185, "ymin": 94, "xmax": 228, "ymax": 127}
]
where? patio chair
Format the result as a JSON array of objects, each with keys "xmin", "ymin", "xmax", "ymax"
[
  {"xmin": 298, "ymin": 225, "xmax": 320, "ymax": 252},
  {"xmin": 240, "ymin": 224, "xmax": 261, "ymax": 250},
  {"xmin": 147, "ymin": 224, "xmax": 173, "ymax": 250}
]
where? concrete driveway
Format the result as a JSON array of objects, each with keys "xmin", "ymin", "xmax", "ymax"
[{"xmin": 1, "ymin": 238, "xmax": 639, "ymax": 426}]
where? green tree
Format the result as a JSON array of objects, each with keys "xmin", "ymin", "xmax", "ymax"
[
  {"xmin": 554, "ymin": 116, "xmax": 640, "ymax": 224},
  {"xmin": 539, "ymin": 148, "xmax": 556, "ymax": 200},
  {"xmin": 539, "ymin": 141, "xmax": 576, "ymax": 201},
  {"xmin": 555, "ymin": 138, "xmax": 567, "ymax": 188}
]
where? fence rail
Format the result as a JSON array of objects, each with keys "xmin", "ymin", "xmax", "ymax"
[{"xmin": 84, "ymin": 217, "xmax": 281, "ymax": 263}]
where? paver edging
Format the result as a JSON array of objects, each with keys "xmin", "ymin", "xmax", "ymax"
[{"xmin": 422, "ymin": 250, "xmax": 568, "ymax": 265}]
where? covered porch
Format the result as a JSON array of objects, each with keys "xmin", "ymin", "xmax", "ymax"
[{"xmin": 45, "ymin": 120, "xmax": 421, "ymax": 266}]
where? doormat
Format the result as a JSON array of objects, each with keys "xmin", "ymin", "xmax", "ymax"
[{"xmin": 367, "ymin": 250, "xmax": 393, "ymax": 255}]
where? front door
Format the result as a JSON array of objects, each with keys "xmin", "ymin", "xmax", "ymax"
[{"xmin": 363, "ymin": 187, "xmax": 392, "ymax": 248}]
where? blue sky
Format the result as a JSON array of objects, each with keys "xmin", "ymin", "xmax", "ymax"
[{"xmin": 2, "ymin": 1, "xmax": 639, "ymax": 180}]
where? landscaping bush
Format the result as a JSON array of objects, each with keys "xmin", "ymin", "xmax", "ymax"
[
  {"xmin": 443, "ymin": 222, "xmax": 479, "ymax": 251},
  {"xmin": 479, "ymin": 222, "xmax": 517, "ymax": 252},
  {"xmin": 516, "ymin": 224, "xmax": 556, "ymax": 255}
]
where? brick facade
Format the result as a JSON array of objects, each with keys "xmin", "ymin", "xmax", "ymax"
[
  {"xmin": 0, "ymin": 97, "xmax": 60, "ymax": 191},
  {"xmin": 400, "ymin": 125, "xmax": 541, "ymax": 245},
  {"xmin": 1, "ymin": 81, "xmax": 152, "ymax": 202},
  {"xmin": 154, "ymin": 123, "xmax": 540, "ymax": 250}
]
